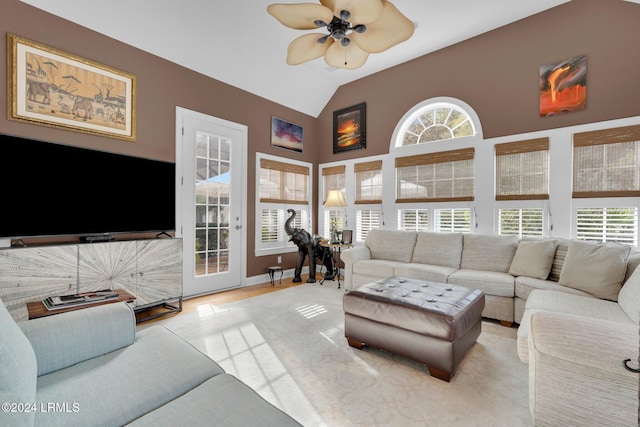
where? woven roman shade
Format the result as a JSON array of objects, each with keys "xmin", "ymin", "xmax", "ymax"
[
  {"xmin": 259, "ymin": 158, "xmax": 309, "ymax": 204},
  {"xmin": 395, "ymin": 148, "xmax": 474, "ymax": 202},
  {"xmin": 495, "ymin": 138, "xmax": 549, "ymax": 200},
  {"xmin": 355, "ymin": 160, "xmax": 383, "ymax": 204},
  {"xmin": 322, "ymin": 165, "xmax": 345, "ymax": 203},
  {"xmin": 573, "ymin": 125, "xmax": 640, "ymax": 198}
]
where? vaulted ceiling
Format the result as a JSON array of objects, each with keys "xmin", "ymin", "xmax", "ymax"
[{"xmin": 21, "ymin": 0, "xmax": 570, "ymax": 117}]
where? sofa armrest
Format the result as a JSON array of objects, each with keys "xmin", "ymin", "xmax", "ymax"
[
  {"xmin": 341, "ymin": 246, "xmax": 371, "ymax": 290},
  {"xmin": 529, "ymin": 311, "xmax": 638, "ymax": 426},
  {"xmin": 19, "ymin": 302, "xmax": 136, "ymax": 376}
]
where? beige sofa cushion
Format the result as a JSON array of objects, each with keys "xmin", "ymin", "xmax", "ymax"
[
  {"xmin": 411, "ymin": 232, "xmax": 463, "ymax": 268},
  {"xmin": 618, "ymin": 265, "xmax": 640, "ymax": 324},
  {"xmin": 365, "ymin": 229, "xmax": 417, "ymax": 263},
  {"xmin": 461, "ymin": 234, "xmax": 519, "ymax": 272},
  {"xmin": 559, "ymin": 241, "xmax": 631, "ymax": 301},
  {"xmin": 509, "ymin": 239, "xmax": 558, "ymax": 280}
]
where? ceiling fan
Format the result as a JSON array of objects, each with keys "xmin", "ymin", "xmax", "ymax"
[{"xmin": 267, "ymin": 0, "xmax": 414, "ymax": 70}]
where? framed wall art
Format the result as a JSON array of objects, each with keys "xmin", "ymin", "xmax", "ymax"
[
  {"xmin": 333, "ymin": 102, "xmax": 366, "ymax": 154},
  {"xmin": 8, "ymin": 34, "xmax": 136, "ymax": 141},
  {"xmin": 539, "ymin": 55, "xmax": 586, "ymax": 117},
  {"xmin": 271, "ymin": 116, "xmax": 303, "ymax": 153}
]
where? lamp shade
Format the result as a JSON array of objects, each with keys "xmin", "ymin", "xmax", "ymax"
[{"xmin": 324, "ymin": 189, "xmax": 347, "ymax": 208}]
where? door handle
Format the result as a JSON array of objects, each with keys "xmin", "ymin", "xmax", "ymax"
[{"xmin": 235, "ymin": 225, "xmax": 242, "ymax": 230}]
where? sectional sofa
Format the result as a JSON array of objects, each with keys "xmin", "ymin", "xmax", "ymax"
[
  {"xmin": 341, "ymin": 229, "xmax": 640, "ymax": 425},
  {"xmin": 0, "ymin": 298, "xmax": 301, "ymax": 427},
  {"xmin": 341, "ymin": 229, "xmax": 640, "ymax": 325}
]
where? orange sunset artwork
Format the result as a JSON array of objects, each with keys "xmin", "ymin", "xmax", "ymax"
[{"xmin": 539, "ymin": 55, "xmax": 586, "ymax": 117}]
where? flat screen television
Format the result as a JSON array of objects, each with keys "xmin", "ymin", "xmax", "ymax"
[{"xmin": 1, "ymin": 133, "xmax": 175, "ymax": 239}]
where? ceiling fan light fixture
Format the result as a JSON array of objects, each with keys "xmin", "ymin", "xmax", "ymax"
[
  {"xmin": 268, "ymin": 0, "xmax": 414, "ymax": 69},
  {"xmin": 353, "ymin": 24, "xmax": 367, "ymax": 34}
]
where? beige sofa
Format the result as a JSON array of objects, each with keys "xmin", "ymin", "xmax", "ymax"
[
  {"xmin": 341, "ymin": 229, "xmax": 640, "ymax": 325},
  {"xmin": 341, "ymin": 229, "xmax": 640, "ymax": 425}
]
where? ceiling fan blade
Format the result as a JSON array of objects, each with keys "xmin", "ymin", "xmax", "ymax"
[
  {"xmin": 267, "ymin": 3, "xmax": 334, "ymax": 30},
  {"xmin": 321, "ymin": 0, "xmax": 383, "ymax": 25},
  {"xmin": 287, "ymin": 33, "xmax": 333, "ymax": 65},
  {"xmin": 351, "ymin": 0, "xmax": 414, "ymax": 53},
  {"xmin": 324, "ymin": 41, "xmax": 369, "ymax": 70}
]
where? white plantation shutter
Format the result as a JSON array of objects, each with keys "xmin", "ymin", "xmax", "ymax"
[
  {"xmin": 576, "ymin": 207, "xmax": 638, "ymax": 245},
  {"xmin": 356, "ymin": 209, "xmax": 380, "ymax": 242},
  {"xmin": 434, "ymin": 208, "xmax": 470, "ymax": 232},
  {"xmin": 398, "ymin": 209, "xmax": 429, "ymax": 231},
  {"xmin": 499, "ymin": 208, "xmax": 544, "ymax": 237}
]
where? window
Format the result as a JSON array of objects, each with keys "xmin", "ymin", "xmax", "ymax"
[
  {"xmin": 573, "ymin": 125, "xmax": 640, "ymax": 198},
  {"xmin": 495, "ymin": 138, "xmax": 549, "ymax": 200},
  {"xmin": 499, "ymin": 208, "xmax": 544, "ymax": 237},
  {"xmin": 355, "ymin": 160, "xmax": 382, "ymax": 204},
  {"xmin": 256, "ymin": 154, "xmax": 312, "ymax": 254},
  {"xmin": 434, "ymin": 208, "xmax": 471, "ymax": 232},
  {"xmin": 576, "ymin": 207, "xmax": 638, "ymax": 245},
  {"xmin": 571, "ymin": 125, "xmax": 640, "ymax": 245},
  {"xmin": 356, "ymin": 209, "xmax": 380, "ymax": 242},
  {"xmin": 322, "ymin": 165, "xmax": 346, "ymax": 238},
  {"xmin": 398, "ymin": 208, "xmax": 429, "ymax": 231},
  {"xmin": 495, "ymin": 138, "xmax": 549, "ymax": 237},
  {"xmin": 396, "ymin": 148, "xmax": 474, "ymax": 202},
  {"xmin": 395, "ymin": 102, "xmax": 476, "ymax": 147}
]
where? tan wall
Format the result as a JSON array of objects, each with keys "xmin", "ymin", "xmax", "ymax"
[
  {"xmin": 2, "ymin": 0, "xmax": 640, "ymax": 279},
  {"xmin": 316, "ymin": 0, "xmax": 640, "ymax": 163},
  {"xmin": 0, "ymin": 0, "xmax": 317, "ymax": 277}
]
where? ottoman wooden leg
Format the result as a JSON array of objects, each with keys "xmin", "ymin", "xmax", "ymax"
[
  {"xmin": 347, "ymin": 338, "xmax": 364, "ymax": 349},
  {"xmin": 428, "ymin": 366, "xmax": 452, "ymax": 382}
]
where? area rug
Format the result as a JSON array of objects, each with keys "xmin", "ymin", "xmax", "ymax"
[{"xmin": 146, "ymin": 284, "xmax": 532, "ymax": 426}]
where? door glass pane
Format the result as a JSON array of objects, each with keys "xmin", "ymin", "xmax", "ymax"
[{"xmin": 194, "ymin": 132, "xmax": 232, "ymax": 276}]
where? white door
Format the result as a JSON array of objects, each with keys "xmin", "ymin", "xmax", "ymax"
[{"xmin": 176, "ymin": 108, "xmax": 246, "ymax": 297}]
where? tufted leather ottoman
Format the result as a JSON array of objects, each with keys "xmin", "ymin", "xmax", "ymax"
[{"xmin": 343, "ymin": 276, "xmax": 485, "ymax": 382}]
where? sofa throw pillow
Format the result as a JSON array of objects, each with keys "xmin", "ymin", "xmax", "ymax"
[
  {"xmin": 618, "ymin": 265, "xmax": 640, "ymax": 324},
  {"xmin": 509, "ymin": 239, "xmax": 558, "ymax": 280},
  {"xmin": 559, "ymin": 241, "xmax": 631, "ymax": 301}
]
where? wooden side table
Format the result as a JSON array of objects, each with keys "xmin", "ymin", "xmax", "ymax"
[{"xmin": 26, "ymin": 289, "xmax": 136, "ymax": 320}]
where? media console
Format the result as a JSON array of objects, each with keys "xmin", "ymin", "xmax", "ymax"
[{"xmin": 0, "ymin": 238, "xmax": 183, "ymax": 322}]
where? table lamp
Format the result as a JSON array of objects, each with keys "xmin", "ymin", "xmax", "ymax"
[{"xmin": 324, "ymin": 190, "xmax": 347, "ymax": 244}]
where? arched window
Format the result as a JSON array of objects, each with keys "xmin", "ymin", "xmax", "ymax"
[{"xmin": 392, "ymin": 98, "xmax": 479, "ymax": 148}]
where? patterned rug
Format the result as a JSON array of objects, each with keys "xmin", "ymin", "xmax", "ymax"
[{"xmin": 144, "ymin": 283, "xmax": 532, "ymax": 426}]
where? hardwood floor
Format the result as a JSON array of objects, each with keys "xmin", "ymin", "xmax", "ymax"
[{"xmin": 136, "ymin": 274, "xmax": 309, "ymax": 325}]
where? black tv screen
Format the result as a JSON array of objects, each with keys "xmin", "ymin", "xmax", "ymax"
[{"xmin": 1, "ymin": 133, "xmax": 175, "ymax": 239}]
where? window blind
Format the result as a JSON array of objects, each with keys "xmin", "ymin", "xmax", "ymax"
[
  {"xmin": 495, "ymin": 138, "xmax": 549, "ymax": 200},
  {"xmin": 260, "ymin": 158, "xmax": 309, "ymax": 204},
  {"xmin": 355, "ymin": 160, "xmax": 382, "ymax": 204},
  {"xmin": 322, "ymin": 165, "xmax": 345, "ymax": 203},
  {"xmin": 573, "ymin": 125, "xmax": 640, "ymax": 198},
  {"xmin": 395, "ymin": 148, "xmax": 474, "ymax": 202}
]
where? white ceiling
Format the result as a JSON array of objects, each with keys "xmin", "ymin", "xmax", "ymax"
[{"xmin": 21, "ymin": 0, "xmax": 569, "ymax": 117}]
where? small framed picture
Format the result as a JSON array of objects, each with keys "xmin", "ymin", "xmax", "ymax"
[
  {"xmin": 333, "ymin": 102, "xmax": 366, "ymax": 154},
  {"xmin": 341, "ymin": 229, "xmax": 353, "ymax": 244},
  {"xmin": 271, "ymin": 116, "xmax": 303, "ymax": 153}
]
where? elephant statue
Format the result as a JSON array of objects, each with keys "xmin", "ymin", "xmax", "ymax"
[{"xmin": 285, "ymin": 209, "xmax": 335, "ymax": 283}]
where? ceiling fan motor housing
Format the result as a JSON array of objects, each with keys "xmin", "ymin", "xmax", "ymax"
[{"xmin": 316, "ymin": 11, "xmax": 366, "ymax": 46}]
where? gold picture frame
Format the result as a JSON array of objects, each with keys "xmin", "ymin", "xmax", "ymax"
[{"xmin": 7, "ymin": 34, "xmax": 136, "ymax": 141}]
